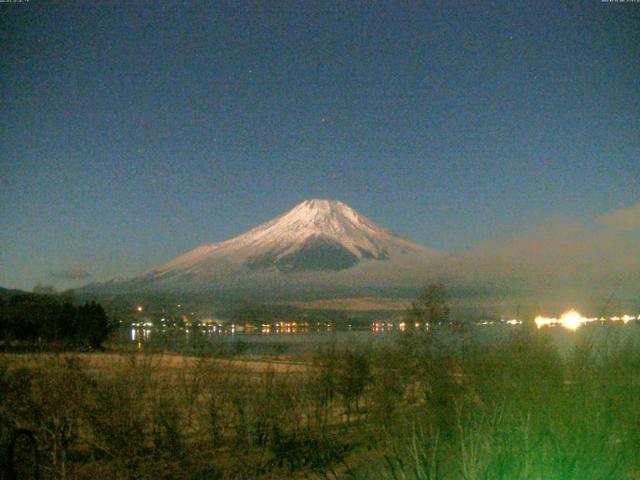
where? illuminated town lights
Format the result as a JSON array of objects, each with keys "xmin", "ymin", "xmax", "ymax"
[
  {"xmin": 558, "ymin": 310, "xmax": 584, "ymax": 331},
  {"xmin": 534, "ymin": 309, "xmax": 600, "ymax": 331},
  {"xmin": 534, "ymin": 316, "xmax": 555, "ymax": 329}
]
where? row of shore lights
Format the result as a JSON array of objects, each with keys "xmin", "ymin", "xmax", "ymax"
[
  {"xmin": 135, "ymin": 305, "xmax": 637, "ymax": 333},
  {"xmin": 535, "ymin": 309, "xmax": 638, "ymax": 331}
]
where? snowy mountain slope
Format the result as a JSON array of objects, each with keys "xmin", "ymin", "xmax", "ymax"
[{"xmin": 90, "ymin": 200, "xmax": 441, "ymax": 293}]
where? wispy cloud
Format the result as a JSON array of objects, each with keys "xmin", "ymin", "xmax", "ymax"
[
  {"xmin": 599, "ymin": 202, "xmax": 640, "ymax": 231},
  {"xmin": 434, "ymin": 202, "xmax": 640, "ymax": 312},
  {"xmin": 49, "ymin": 267, "xmax": 92, "ymax": 281}
]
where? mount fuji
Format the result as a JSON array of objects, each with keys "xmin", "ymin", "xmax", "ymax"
[{"xmin": 86, "ymin": 200, "xmax": 441, "ymax": 295}]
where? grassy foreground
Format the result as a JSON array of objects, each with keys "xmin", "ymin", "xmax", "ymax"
[{"xmin": 1, "ymin": 323, "xmax": 640, "ymax": 479}]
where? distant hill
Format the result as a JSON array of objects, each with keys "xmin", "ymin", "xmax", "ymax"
[{"xmin": 0, "ymin": 286, "xmax": 29, "ymax": 299}]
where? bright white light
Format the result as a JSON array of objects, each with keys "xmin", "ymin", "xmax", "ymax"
[
  {"xmin": 559, "ymin": 310, "xmax": 584, "ymax": 331},
  {"xmin": 535, "ymin": 309, "xmax": 612, "ymax": 331},
  {"xmin": 535, "ymin": 309, "xmax": 592, "ymax": 331},
  {"xmin": 534, "ymin": 316, "xmax": 556, "ymax": 329}
]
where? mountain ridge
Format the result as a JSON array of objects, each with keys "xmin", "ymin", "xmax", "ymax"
[{"xmin": 84, "ymin": 199, "xmax": 440, "ymax": 294}]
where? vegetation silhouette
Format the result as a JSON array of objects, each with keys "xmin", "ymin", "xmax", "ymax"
[
  {"xmin": 0, "ymin": 294, "xmax": 113, "ymax": 350},
  {"xmin": 0, "ymin": 286, "xmax": 638, "ymax": 478}
]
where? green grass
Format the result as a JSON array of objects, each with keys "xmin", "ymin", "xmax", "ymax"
[
  {"xmin": 360, "ymin": 324, "xmax": 640, "ymax": 480},
  {"xmin": 1, "ymin": 323, "xmax": 640, "ymax": 479}
]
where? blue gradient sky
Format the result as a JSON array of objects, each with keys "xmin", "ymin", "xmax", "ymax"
[{"xmin": 1, "ymin": 1, "xmax": 639, "ymax": 290}]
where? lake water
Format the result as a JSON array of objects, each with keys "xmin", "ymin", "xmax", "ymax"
[{"xmin": 119, "ymin": 321, "xmax": 640, "ymax": 356}]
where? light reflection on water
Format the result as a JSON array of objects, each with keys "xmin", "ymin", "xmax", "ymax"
[
  {"xmin": 124, "ymin": 323, "xmax": 380, "ymax": 351},
  {"xmin": 130, "ymin": 328, "xmax": 151, "ymax": 341},
  {"xmin": 123, "ymin": 316, "xmax": 640, "ymax": 355}
]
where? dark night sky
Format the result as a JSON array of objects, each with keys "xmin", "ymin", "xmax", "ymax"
[{"xmin": 1, "ymin": 1, "xmax": 639, "ymax": 290}]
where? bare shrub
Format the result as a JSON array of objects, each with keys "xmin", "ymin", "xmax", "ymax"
[
  {"xmin": 335, "ymin": 348, "xmax": 372, "ymax": 419},
  {"xmin": 0, "ymin": 357, "xmax": 93, "ymax": 480},
  {"xmin": 81, "ymin": 355, "xmax": 157, "ymax": 467},
  {"xmin": 368, "ymin": 347, "xmax": 411, "ymax": 423}
]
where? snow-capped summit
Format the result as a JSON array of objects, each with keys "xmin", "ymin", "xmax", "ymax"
[
  {"xmin": 264, "ymin": 199, "xmax": 423, "ymax": 260},
  {"xmin": 94, "ymin": 200, "xmax": 439, "ymax": 293},
  {"xmin": 156, "ymin": 199, "xmax": 428, "ymax": 274}
]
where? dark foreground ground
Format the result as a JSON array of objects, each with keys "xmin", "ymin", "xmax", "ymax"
[{"xmin": 1, "ymin": 322, "xmax": 640, "ymax": 479}]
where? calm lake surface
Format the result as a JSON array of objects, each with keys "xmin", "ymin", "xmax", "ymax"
[{"xmin": 119, "ymin": 321, "xmax": 640, "ymax": 355}]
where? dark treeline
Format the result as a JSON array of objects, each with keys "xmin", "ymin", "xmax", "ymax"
[{"xmin": 0, "ymin": 294, "xmax": 112, "ymax": 349}]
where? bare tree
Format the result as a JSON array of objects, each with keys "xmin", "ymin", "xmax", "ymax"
[{"xmin": 408, "ymin": 283, "xmax": 451, "ymax": 330}]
